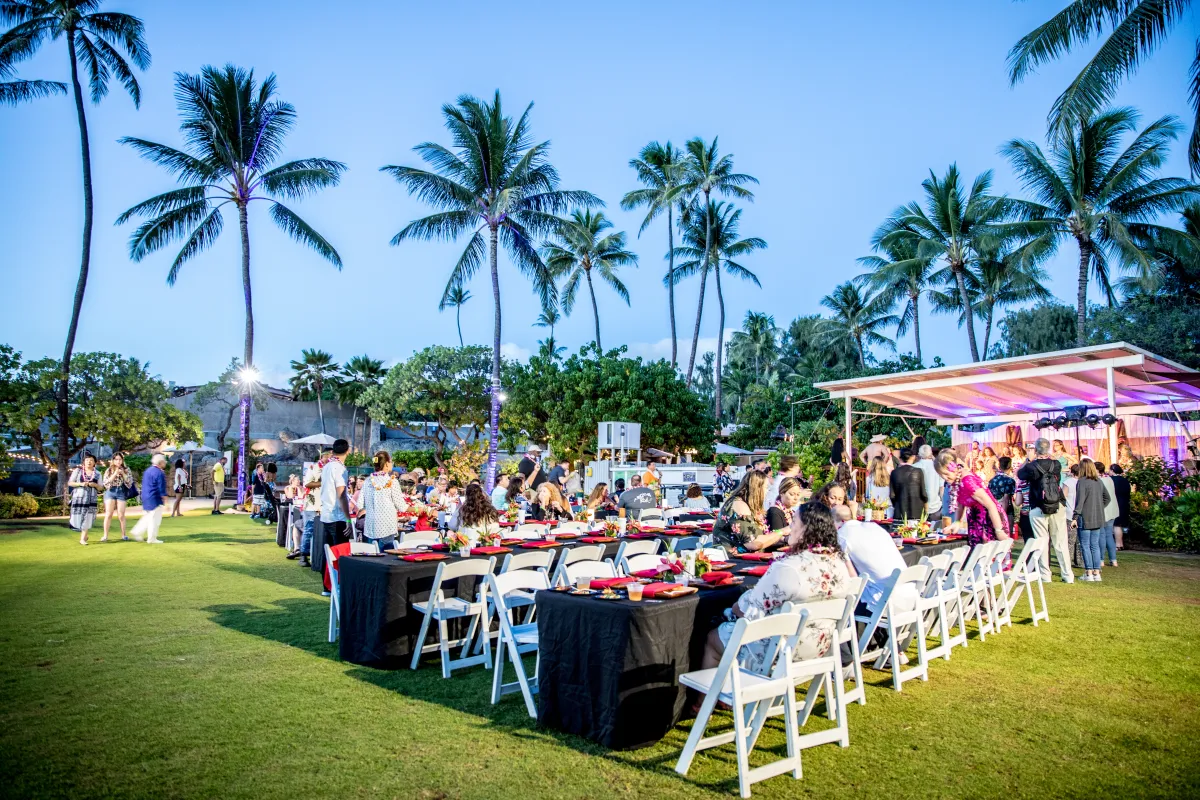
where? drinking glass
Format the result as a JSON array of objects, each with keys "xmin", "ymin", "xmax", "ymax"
[
  {"xmin": 576, "ymin": 576, "xmax": 590, "ymax": 592},
  {"xmin": 626, "ymin": 583, "xmax": 643, "ymax": 601}
]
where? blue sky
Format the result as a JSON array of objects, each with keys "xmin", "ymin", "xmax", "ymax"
[{"xmin": 1, "ymin": 0, "xmax": 1194, "ymax": 388}]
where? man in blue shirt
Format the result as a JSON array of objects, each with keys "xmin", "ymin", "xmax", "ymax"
[{"xmin": 132, "ymin": 454, "xmax": 170, "ymax": 543}]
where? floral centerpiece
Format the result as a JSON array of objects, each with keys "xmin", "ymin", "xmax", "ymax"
[
  {"xmin": 502, "ymin": 501, "xmax": 521, "ymax": 523},
  {"xmin": 604, "ymin": 518, "xmax": 620, "ymax": 537},
  {"xmin": 574, "ymin": 507, "xmax": 590, "ymax": 522},
  {"xmin": 627, "ymin": 519, "xmax": 642, "ymax": 535},
  {"xmin": 860, "ymin": 498, "xmax": 887, "ymax": 522},
  {"xmin": 895, "ymin": 511, "xmax": 934, "ymax": 540},
  {"xmin": 477, "ymin": 528, "xmax": 501, "ymax": 547},
  {"xmin": 445, "ymin": 530, "xmax": 471, "ymax": 552}
]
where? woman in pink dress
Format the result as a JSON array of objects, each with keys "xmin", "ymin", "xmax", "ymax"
[{"xmin": 953, "ymin": 468, "xmax": 1011, "ymax": 548}]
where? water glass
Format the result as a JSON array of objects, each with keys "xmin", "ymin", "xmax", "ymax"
[{"xmin": 626, "ymin": 583, "xmax": 643, "ymax": 601}]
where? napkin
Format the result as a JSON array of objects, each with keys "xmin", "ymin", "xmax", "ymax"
[
  {"xmin": 519, "ymin": 541, "xmax": 560, "ymax": 549},
  {"xmin": 589, "ymin": 577, "xmax": 636, "ymax": 590},
  {"xmin": 740, "ymin": 565, "xmax": 769, "ymax": 577},
  {"xmin": 642, "ymin": 581, "xmax": 683, "ymax": 598},
  {"xmin": 470, "ymin": 546, "xmax": 511, "ymax": 555},
  {"xmin": 500, "ymin": 538, "xmax": 523, "ymax": 546},
  {"xmin": 624, "ymin": 532, "xmax": 658, "ymax": 540},
  {"xmin": 401, "ymin": 553, "xmax": 447, "ymax": 562},
  {"xmin": 739, "ymin": 552, "xmax": 777, "ymax": 562},
  {"xmin": 632, "ymin": 568, "xmax": 663, "ymax": 579},
  {"xmin": 580, "ymin": 536, "xmax": 616, "ymax": 543},
  {"xmin": 701, "ymin": 571, "xmax": 734, "ymax": 584},
  {"xmin": 430, "ymin": 543, "xmax": 449, "ymax": 551}
]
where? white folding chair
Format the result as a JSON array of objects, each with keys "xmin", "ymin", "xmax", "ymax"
[
  {"xmin": 324, "ymin": 544, "xmax": 341, "ymax": 643},
  {"xmin": 562, "ymin": 559, "xmax": 617, "ymax": 585},
  {"xmin": 638, "ymin": 518, "xmax": 666, "ymax": 530},
  {"xmin": 748, "ymin": 598, "xmax": 854, "ymax": 758},
  {"xmin": 856, "ymin": 564, "xmax": 931, "ymax": 691},
  {"xmin": 555, "ymin": 520, "xmax": 590, "ymax": 533},
  {"xmin": 488, "ymin": 569, "xmax": 549, "ymax": 718},
  {"xmin": 669, "ymin": 535, "xmax": 702, "ymax": 553},
  {"xmin": 985, "ymin": 538, "xmax": 1016, "ymax": 632},
  {"xmin": 939, "ymin": 546, "xmax": 970, "ymax": 653},
  {"xmin": 836, "ymin": 576, "xmax": 868, "ymax": 706},
  {"xmin": 663, "ymin": 506, "xmax": 691, "ymax": 519},
  {"xmin": 621, "ymin": 552, "xmax": 666, "ymax": 576},
  {"xmin": 550, "ymin": 544, "xmax": 606, "ymax": 586},
  {"xmin": 958, "ymin": 541, "xmax": 997, "ymax": 642},
  {"xmin": 513, "ymin": 523, "xmax": 550, "ymax": 538},
  {"xmin": 614, "ymin": 538, "xmax": 661, "ymax": 568},
  {"xmin": 473, "ymin": 550, "xmax": 557, "ymax": 655},
  {"xmin": 1007, "ymin": 540, "xmax": 1050, "ymax": 626},
  {"xmin": 916, "ymin": 553, "xmax": 954, "ymax": 662},
  {"xmin": 400, "ymin": 530, "xmax": 439, "ymax": 546},
  {"xmin": 676, "ymin": 612, "xmax": 806, "ymax": 798},
  {"xmin": 410, "ymin": 556, "xmax": 497, "ymax": 678},
  {"xmin": 639, "ymin": 508, "xmax": 664, "ymax": 522}
]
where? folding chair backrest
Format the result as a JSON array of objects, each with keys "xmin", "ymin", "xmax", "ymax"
[
  {"xmin": 435, "ymin": 556, "xmax": 496, "ymax": 585},
  {"xmin": 622, "ymin": 552, "xmax": 665, "ymax": 575},
  {"xmin": 515, "ymin": 523, "xmax": 548, "ymax": 535},
  {"xmin": 401, "ymin": 530, "xmax": 440, "ymax": 545},
  {"xmin": 638, "ymin": 518, "xmax": 666, "ymax": 529},
  {"xmin": 1012, "ymin": 539, "xmax": 1039, "ymax": 579},
  {"xmin": 349, "ymin": 541, "xmax": 377, "ymax": 555},
  {"xmin": 793, "ymin": 597, "xmax": 851, "ymax": 626},
  {"xmin": 501, "ymin": 550, "xmax": 556, "ymax": 574},
  {"xmin": 490, "ymin": 568, "xmax": 550, "ymax": 603},
  {"xmin": 556, "ymin": 521, "xmax": 590, "ymax": 533},
  {"xmin": 943, "ymin": 546, "xmax": 968, "ymax": 583},
  {"xmin": 663, "ymin": 507, "xmax": 690, "ymax": 518},
  {"xmin": 891, "ymin": 564, "xmax": 931, "ymax": 604},
  {"xmin": 919, "ymin": 553, "xmax": 951, "ymax": 597},
  {"xmin": 615, "ymin": 539, "xmax": 661, "ymax": 565},
  {"xmin": 639, "ymin": 509, "xmax": 664, "ymax": 521},
  {"xmin": 563, "ymin": 559, "xmax": 616, "ymax": 583},
  {"xmin": 669, "ymin": 535, "xmax": 701, "ymax": 553},
  {"xmin": 960, "ymin": 541, "xmax": 992, "ymax": 584},
  {"xmin": 702, "ymin": 546, "xmax": 729, "ymax": 562},
  {"xmin": 559, "ymin": 544, "xmax": 605, "ymax": 566}
]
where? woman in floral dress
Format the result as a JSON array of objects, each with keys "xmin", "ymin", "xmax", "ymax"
[
  {"xmin": 711, "ymin": 471, "xmax": 781, "ymax": 553},
  {"xmin": 940, "ymin": 458, "xmax": 1010, "ymax": 548},
  {"xmin": 703, "ymin": 502, "xmax": 852, "ymax": 671}
]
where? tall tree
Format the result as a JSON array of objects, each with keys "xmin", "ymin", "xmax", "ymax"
[
  {"xmin": 882, "ymin": 166, "xmax": 1015, "ymax": 361},
  {"xmin": 1007, "ymin": 0, "xmax": 1200, "ymax": 175},
  {"xmin": 728, "ymin": 311, "xmax": 779, "ymax": 383},
  {"xmin": 440, "ymin": 283, "xmax": 472, "ymax": 347},
  {"xmin": 857, "ymin": 227, "xmax": 936, "ymax": 364},
  {"xmin": 383, "ymin": 91, "xmax": 599, "ymax": 491},
  {"xmin": 337, "ymin": 355, "xmax": 386, "ymax": 452},
  {"xmin": 672, "ymin": 201, "xmax": 765, "ymax": 421},
  {"xmin": 289, "ymin": 349, "xmax": 339, "ymax": 435},
  {"xmin": 819, "ymin": 282, "xmax": 899, "ymax": 368},
  {"xmin": 190, "ymin": 358, "xmax": 268, "ymax": 453},
  {"xmin": 118, "ymin": 66, "xmax": 343, "ymax": 501},
  {"xmin": 677, "ymin": 137, "xmax": 758, "ymax": 386},
  {"xmin": 542, "ymin": 210, "xmax": 637, "ymax": 352},
  {"xmin": 1001, "ymin": 108, "xmax": 1200, "ymax": 344},
  {"xmin": 621, "ymin": 141, "xmax": 686, "ymax": 367},
  {"xmin": 1, "ymin": 0, "xmax": 149, "ymax": 504},
  {"xmin": 533, "ymin": 305, "xmax": 562, "ymax": 354},
  {"xmin": 0, "ymin": 38, "xmax": 64, "ymax": 104}
]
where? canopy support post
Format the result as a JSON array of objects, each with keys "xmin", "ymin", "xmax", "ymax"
[
  {"xmin": 844, "ymin": 397, "xmax": 853, "ymax": 465},
  {"xmin": 1107, "ymin": 366, "xmax": 1118, "ymax": 464}
]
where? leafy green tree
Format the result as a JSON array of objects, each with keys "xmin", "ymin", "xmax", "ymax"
[
  {"xmin": 383, "ymin": 91, "xmax": 599, "ymax": 490},
  {"xmin": 621, "ymin": 141, "xmax": 687, "ymax": 367},
  {"xmin": 1, "ymin": 0, "xmax": 149, "ymax": 505},
  {"xmin": 677, "ymin": 137, "xmax": 758, "ymax": 386},
  {"xmin": 117, "ymin": 65, "xmax": 344, "ymax": 498},
  {"xmin": 991, "ymin": 303, "xmax": 1078, "ymax": 358},
  {"xmin": 693, "ymin": 351, "xmax": 717, "ymax": 410},
  {"xmin": 1088, "ymin": 296, "xmax": 1200, "ymax": 368},
  {"xmin": 503, "ymin": 344, "xmax": 715, "ymax": 463},
  {"xmin": 289, "ymin": 349, "xmax": 339, "ymax": 435},
  {"xmin": 720, "ymin": 364, "xmax": 756, "ymax": 420},
  {"xmin": 728, "ymin": 311, "xmax": 779, "ymax": 384},
  {"xmin": 1001, "ymin": 108, "xmax": 1200, "ymax": 344},
  {"xmin": 190, "ymin": 358, "xmax": 269, "ymax": 453},
  {"xmin": 777, "ymin": 315, "xmax": 857, "ymax": 378},
  {"xmin": 819, "ymin": 282, "xmax": 898, "ymax": 368},
  {"xmin": 883, "ymin": 165, "xmax": 1016, "ymax": 361},
  {"xmin": 361, "ymin": 346, "xmax": 492, "ymax": 467},
  {"xmin": 542, "ymin": 210, "xmax": 637, "ymax": 352},
  {"xmin": 1123, "ymin": 204, "xmax": 1200, "ymax": 301},
  {"xmin": 672, "ymin": 201, "xmax": 765, "ymax": 421},
  {"xmin": 1007, "ymin": 0, "xmax": 1199, "ymax": 175},
  {"xmin": 338, "ymin": 355, "xmax": 386, "ymax": 452},
  {"xmin": 440, "ymin": 283, "xmax": 471, "ymax": 347},
  {"xmin": 858, "ymin": 227, "xmax": 936, "ymax": 364}
]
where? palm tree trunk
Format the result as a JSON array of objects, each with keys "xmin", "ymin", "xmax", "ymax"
[
  {"xmin": 363, "ymin": 412, "xmax": 373, "ymax": 451},
  {"xmin": 56, "ymin": 31, "xmax": 94, "ymax": 509},
  {"xmin": 585, "ymin": 269, "xmax": 602, "ymax": 352},
  {"xmin": 982, "ymin": 307, "xmax": 995, "ymax": 358},
  {"xmin": 911, "ymin": 294, "xmax": 923, "ymax": 365},
  {"xmin": 316, "ymin": 384, "xmax": 326, "ymax": 434},
  {"xmin": 667, "ymin": 206, "xmax": 677, "ymax": 369},
  {"xmin": 485, "ymin": 226, "xmax": 501, "ymax": 493},
  {"xmin": 1075, "ymin": 239, "xmax": 1091, "ymax": 347},
  {"xmin": 714, "ymin": 259, "xmax": 725, "ymax": 423},
  {"xmin": 456, "ymin": 305, "xmax": 464, "ymax": 347},
  {"xmin": 953, "ymin": 265, "xmax": 980, "ymax": 361},
  {"xmin": 856, "ymin": 334, "xmax": 866, "ymax": 369},
  {"xmin": 686, "ymin": 197, "xmax": 714, "ymax": 388},
  {"xmin": 237, "ymin": 203, "xmax": 253, "ymax": 506},
  {"xmin": 686, "ymin": 267, "xmax": 707, "ymax": 387},
  {"xmin": 349, "ymin": 406, "xmax": 358, "ymax": 452}
]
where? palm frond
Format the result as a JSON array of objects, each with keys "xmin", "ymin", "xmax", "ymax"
[
  {"xmin": 269, "ymin": 202, "xmax": 342, "ymax": 268},
  {"xmin": 167, "ymin": 206, "xmax": 224, "ymax": 285},
  {"xmin": 258, "ymin": 158, "xmax": 347, "ymax": 199}
]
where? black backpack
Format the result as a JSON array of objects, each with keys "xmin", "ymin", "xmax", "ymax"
[{"xmin": 1033, "ymin": 461, "xmax": 1063, "ymax": 514}]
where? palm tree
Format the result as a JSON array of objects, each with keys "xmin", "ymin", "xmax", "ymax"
[
  {"xmin": 383, "ymin": 91, "xmax": 599, "ymax": 491},
  {"xmin": 290, "ymin": 349, "xmax": 340, "ymax": 435},
  {"xmin": 882, "ymin": 166, "xmax": 1016, "ymax": 361},
  {"xmin": 533, "ymin": 305, "xmax": 561, "ymax": 353},
  {"xmin": 857, "ymin": 227, "xmax": 936, "ymax": 364},
  {"xmin": 1007, "ymin": 0, "xmax": 1199, "ymax": 174},
  {"xmin": 819, "ymin": 282, "xmax": 899, "ymax": 368},
  {"xmin": 1122, "ymin": 203, "xmax": 1200, "ymax": 299},
  {"xmin": 621, "ymin": 141, "xmax": 686, "ymax": 368},
  {"xmin": 542, "ymin": 210, "xmax": 637, "ymax": 352},
  {"xmin": 677, "ymin": 137, "xmax": 758, "ymax": 386},
  {"xmin": 339, "ymin": 355, "xmax": 386, "ymax": 451},
  {"xmin": 440, "ymin": 283, "xmax": 471, "ymax": 346},
  {"xmin": 720, "ymin": 365, "xmax": 756, "ymax": 420},
  {"xmin": 1, "ymin": 1, "xmax": 148, "ymax": 504},
  {"xmin": 1001, "ymin": 108, "xmax": 1200, "ymax": 345},
  {"xmin": 117, "ymin": 65, "xmax": 345, "ymax": 500},
  {"xmin": 728, "ymin": 311, "xmax": 778, "ymax": 383},
  {"xmin": 672, "ymin": 201, "xmax": 765, "ymax": 421}
]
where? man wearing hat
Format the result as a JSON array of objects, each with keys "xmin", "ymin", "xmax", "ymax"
[
  {"xmin": 517, "ymin": 445, "xmax": 547, "ymax": 490},
  {"xmin": 860, "ymin": 434, "xmax": 891, "ymax": 467}
]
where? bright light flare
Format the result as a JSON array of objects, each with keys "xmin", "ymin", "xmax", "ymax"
[{"xmin": 237, "ymin": 366, "xmax": 261, "ymax": 386}]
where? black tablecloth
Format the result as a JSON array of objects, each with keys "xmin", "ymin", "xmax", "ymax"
[
  {"xmin": 900, "ymin": 539, "xmax": 960, "ymax": 566},
  {"xmin": 310, "ymin": 518, "xmax": 328, "ymax": 574},
  {"xmin": 276, "ymin": 502, "xmax": 291, "ymax": 547},
  {"xmin": 536, "ymin": 583, "xmax": 744, "ymax": 750}
]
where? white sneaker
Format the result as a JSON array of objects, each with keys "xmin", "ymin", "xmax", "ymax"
[
  {"xmin": 147, "ymin": 538, "xmax": 164, "ymax": 544},
  {"xmin": 898, "ymin": 653, "xmax": 910, "ymax": 666},
  {"xmin": 1094, "ymin": 573, "xmax": 1102, "ymax": 582},
  {"xmin": 1062, "ymin": 575, "xmax": 1075, "ymax": 584}
]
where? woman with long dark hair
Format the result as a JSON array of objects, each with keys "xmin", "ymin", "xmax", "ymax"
[
  {"xmin": 69, "ymin": 453, "xmax": 103, "ymax": 545},
  {"xmin": 101, "ymin": 453, "xmax": 135, "ymax": 542},
  {"xmin": 459, "ymin": 483, "xmax": 501, "ymax": 541},
  {"xmin": 712, "ymin": 471, "xmax": 778, "ymax": 553}
]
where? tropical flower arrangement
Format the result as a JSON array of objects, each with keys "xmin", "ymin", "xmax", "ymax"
[
  {"xmin": 627, "ymin": 519, "xmax": 643, "ymax": 535},
  {"xmin": 574, "ymin": 508, "xmax": 590, "ymax": 522},
  {"xmin": 860, "ymin": 498, "xmax": 888, "ymax": 522},
  {"xmin": 445, "ymin": 530, "xmax": 471, "ymax": 551},
  {"xmin": 604, "ymin": 518, "xmax": 621, "ymax": 537},
  {"xmin": 895, "ymin": 511, "xmax": 934, "ymax": 539},
  {"xmin": 477, "ymin": 528, "xmax": 501, "ymax": 546},
  {"xmin": 660, "ymin": 550, "xmax": 711, "ymax": 578}
]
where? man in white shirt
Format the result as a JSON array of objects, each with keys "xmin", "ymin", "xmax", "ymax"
[
  {"xmin": 912, "ymin": 445, "xmax": 943, "ymax": 520},
  {"xmin": 490, "ymin": 473, "xmax": 510, "ymax": 510},
  {"xmin": 834, "ymin": 505, "xmax": 918, "ymax": 617},
  {"xmin": 320, "ymin": 439, "xmax": 351, "ymax": 546},
  {"xmin": 765, "ymin": 455, "xmax": 800, "ymax": 507}
]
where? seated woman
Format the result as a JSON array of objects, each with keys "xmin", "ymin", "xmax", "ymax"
[
  {"xmin": 504, "ymin": 474, "xmax": 528, "ymax": 510},
  {"xmin": 765, "ymin": 477, "xmax": 804, "ymax": 544},
  {"xmin": 811, "ymin": 481, "xmax": 848, "ymax": 511},
  {"xmin": 702, "ymin": 502, "xmax": 852, "ymax": 670},
  {"xmin": 682, "ymin": 483, "xmax": 711, "ymax": 510},
  {"xmin": 711, "ymin": 471, "xmax": 781, "ymax": 553},
  {"xmin": 458, "ymin": 483, "xmax": 501, "ymax": 543},
  {"xmin": 531, "ymin": 482, "xmax": 572, "ymax": 522},
  {"xmin": 584, "ymin": 482, "xmax": 614, "ymax": 513}
]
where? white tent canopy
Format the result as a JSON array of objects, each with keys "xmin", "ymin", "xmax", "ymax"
[
  {"xmin": 814, "ymin": 343, "xmax": 1200, "ymax": 461},
  {"xmin": 290, "ymin": 433, "xmax": 338, "ymax": 446}
]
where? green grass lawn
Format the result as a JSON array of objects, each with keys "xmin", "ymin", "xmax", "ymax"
[{"xmin": 1, "ymin": 513, "xmax": 1198, "ymax": 799}]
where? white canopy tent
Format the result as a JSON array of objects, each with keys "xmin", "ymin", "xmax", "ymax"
[{"xmin": 814, "ymin": 343, "xmax": 1200, "ymax": 464}]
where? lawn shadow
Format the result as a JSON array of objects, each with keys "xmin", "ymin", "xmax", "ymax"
[
  {"xmin": 204, "ymin": 598, "xmax": 340, "ymax": 662},
  {"xmin": 184, "ymin": 532, "xmax": 274, "ymax": 545},
  {"xmin": 206, "ymin": 559, "xmax": 327, "ymax": 596}
]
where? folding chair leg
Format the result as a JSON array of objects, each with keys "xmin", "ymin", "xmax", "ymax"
[
  {"xmin": 676, "ymin": 688, "xmax": 721, "ymax": 777},
  {"xmin": 733, "ymin": 699, "xmax": 752, "ymax": 799},
  {"xmin": 462, "ymin": 613, "xmax": 480, "ymax": 660},
  {"xmin": 410, "ymin": 610, "xmax": 433, "ymax": 670},
  {"xmin": 491, "ymin": 634, "xmax": 505, "ymax": 705},
  {"xmin": 782, "ymin": 688, "xmax": 802, "ymax": 779},
  {"xmin": 438, "ymin": 618, "xmax": 452, "ymax": 679}
]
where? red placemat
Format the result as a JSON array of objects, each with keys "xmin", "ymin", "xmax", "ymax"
[
  {"xmin": 624, "ymin": 532, "xmax": 658, "ymax": 540},
  {"xmin": 401, "ymin": 553, "xmax": 447, "ymax": 562},
  {"xmin": 739, "ymin": 552, "xmax": 777, "ymax": 562},
  {"xmin": 739, "ymin": 565, "xmax": 769, "ymax": 577},
  {"xmin": 632, "ymin": 568, "xmax": 663, "ymax": 579},
  {"xmin": 642, "ymin": 581, "xmax": 681, "ymax": 598},
  {"xmin": 519, "ymin": 541, "xmax": 560, "ymax": 549},
  {"xmin": 590, "ymin": 577, "xmax": 636, "ymax": 590},
  {"xmin": 470, "ymin": 546, "xmax": 512, "ymax": 555},
  {"xmin": 701, "ymin": 571, "xmax": 734, "ymax": 584},
  {"xmin": 580, "ymin": 536, "xmax": 617, "ymax": 543}
]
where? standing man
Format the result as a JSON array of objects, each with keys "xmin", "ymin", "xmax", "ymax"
[
  {"xmin": 211, "ymin": 456, "xmax": 227, "ymax": 515},
  {"xmin": 1018, "ymin": 438, "xmax": 1074, "ymax": 584},
  {"xmin": 888, "ymin": 448, "xmax": 927, "ymax": 522},
  {"xmin": 547, "ymin": 458, "xmax": 570, "ymax": 491},
  {"xmin": 912, "ymin": 445, "xmax": 944, "ymax": 523},
  {"xmin": 320, "ymin": 439, "xmax": 352, "ymax": 547},
  {"xmin": 859, "ymin": 434, "xmax": 890, "ymax": 467},
  {"xmin": 517, "ymin": 445, "xmax": 546, "ymax": 490},
  {"xmin": 132, "ymin": 454, "xmax": 169, "ymax": 544},
  {"xmin": 765, "ymin": 455, "xmax": 800, "ymax": 507}
]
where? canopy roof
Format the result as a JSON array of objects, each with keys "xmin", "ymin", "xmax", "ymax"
[{"xmin": 814, "ymin": 343, "xmax": 1200, "ymax": 425}]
